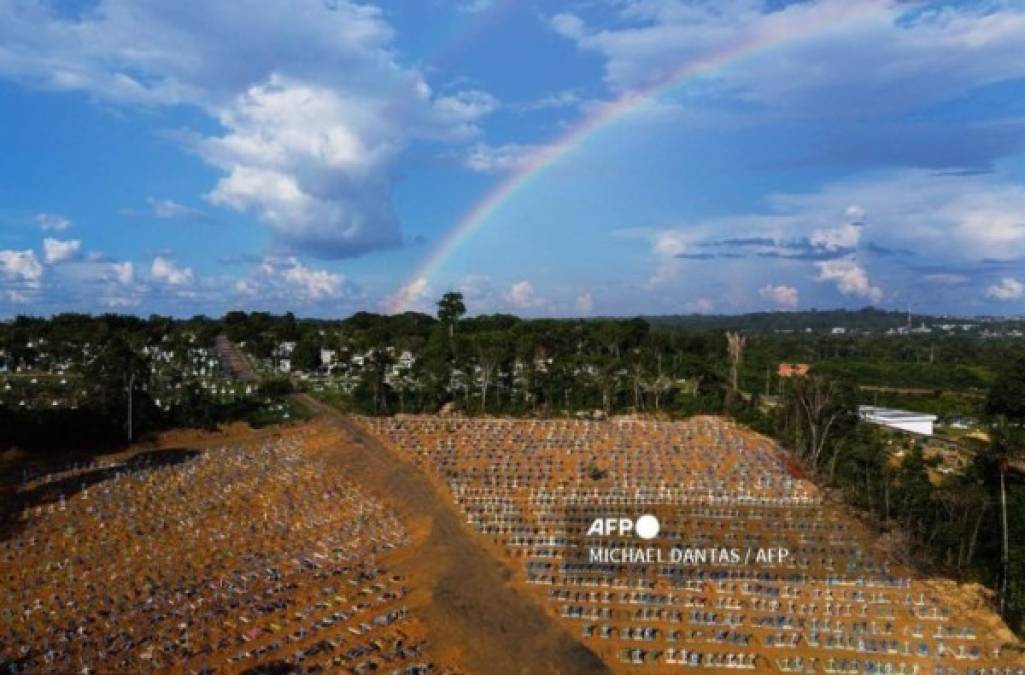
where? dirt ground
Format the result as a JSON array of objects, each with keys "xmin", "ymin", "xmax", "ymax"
[{"xmin": 300, "ymin": 395, "xmax": 609, "ymax": 675}]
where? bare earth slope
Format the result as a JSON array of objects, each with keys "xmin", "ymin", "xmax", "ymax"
[{"xmin": 302, "ymin": 395, "xmax": 609, "ymax": 675}]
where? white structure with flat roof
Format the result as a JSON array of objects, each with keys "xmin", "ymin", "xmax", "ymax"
[{"xmin": 858, "ymin": 405, "xmax": 937, "ymax": 436}]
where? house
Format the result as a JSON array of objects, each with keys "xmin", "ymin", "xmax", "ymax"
[
  {"xmin": 858, "ymin": 405, "xmax": 937, "ymax": 436},
  {"xmin": 396, "ymin": 350, "xmax": 415, "ymax": 369},
  {"xmin": 777, "ymin": 363, "xmax": 810, "ymax": 378},
  {"xmin": 831, "ymin": 327, "xmax": 846, "ymax": 335}
]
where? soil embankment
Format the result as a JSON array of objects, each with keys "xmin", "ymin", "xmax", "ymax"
[{"xmin": 300, "ymin": 395, "xmax": 608, "ymax": 675}]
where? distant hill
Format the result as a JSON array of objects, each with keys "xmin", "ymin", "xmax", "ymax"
[{"xmin": 643, "ymin": 307, "xmax": 1022, "ymax": 333}]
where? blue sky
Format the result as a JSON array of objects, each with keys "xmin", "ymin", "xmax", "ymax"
[{"xmin": 1, "ymin": 0, "xmax": 1024, "ymax": 317}]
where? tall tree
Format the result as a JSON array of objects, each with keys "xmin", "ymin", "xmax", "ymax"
[
  {"xmin": 726, "ymin": 331, "xmax": 746, "ymax": 392},
  {"xmin": 436, "ymin": 292, "xmax": 466, "ymax": 340},
  {"xmin": 790, "ymin": 374, "xmax": 852, "ymax": 467},
  {"xmin": 987, "ymin": 417, "xmax": 1025, "ymax": 615}
]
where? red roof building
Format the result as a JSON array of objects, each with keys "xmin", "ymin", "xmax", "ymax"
[{"xmin": 777, "ymin": 362, "xmax": 810, "ymax": 378}]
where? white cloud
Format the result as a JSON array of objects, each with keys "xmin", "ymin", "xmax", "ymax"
[
  {"xmin": 986, "ymin": 277, "xmax": 1025, "ymax": 300},
  {"xmin": 383, "ymin": 277, "xmax": 430, "ymax": 314},
  {"xmin": 0, "ymin": 1, "xmax": 498, "ymax": 258},
  {"xmin": 550, "ymin": 1, "xmax": 1025, "ymax": 120},
  {"xmin": 148, "ymin": 197, "xmax": 208, "ymax": 221},
  {"xmin": 759, "ymin": 284, "xmax": 799, "ymax": 308},
  {"xmin": 550, "ymin": 13, "xmax": 585, "ymax": 41},
  {"xmin": 769, "ymin": 170, "xmax": 1025, "ymax": 261},
  {"xmin": 0, "ymin": 249, "xmax": 43, "ymax": 283},
  {"xmin": 433, "ymin": 90, "xmax": 499, "ymax": 127},
  {"xmin": 505, "ymin": 280, "xmax": 543, "ymax": 308},
  {"xmin": 520, "ymin": 89, "xmax": 582, "ymax": 111},
  {"xmin": 35, "ymin": 212, "xmax": 71, "ymax": 232},
  {"xmin": 809, "ymin": 221, "xmax": 862, "ymax": 252},
  {"xmin": 278, "ymin": 260, "xmax": 345, "ymax": 301},
  {"xmin": 643, "ymin": 229, "xmax": 704, "ymax": 288},
  {"xmin": 150, "ymin": 256, "xmax": 194, "ymax": 286},
  {"xmin": 463, "ymin": 143, "xmax": 539, "ymax": 174},
  {"xmin": 232, "ymin": 256, "xmax": 360, "ymax": 308},
  {"xmin": 815, "ymin": 257, "xmax": 882, "ymax": 303},
  {"xmin": 42, "ymin": 237, "xmax": 81, "ymax": 264},
  {"xmin": 110, "ymin": 261, "xmax": 134, "ymax": 286}
]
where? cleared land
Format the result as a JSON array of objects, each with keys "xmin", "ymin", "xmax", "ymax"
[
  {"xmin": 1, "ymin": 421, "xmax": 443, "ymax": 674},
  {"xmin": 360, "ymin": 414, "xmax": 1025, "ymax": 674},
  {"xmin": 3, "ymin": 406, "xmax": 1024, "ymax": 674}
]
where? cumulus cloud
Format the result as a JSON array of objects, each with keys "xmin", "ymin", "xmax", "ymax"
[
  {"xmin": 383, "ymin": 277, "xmax": 430, "ymax": 314},
  {"xmin": 234, "ymin": 257, "xmax": 359, "ymax": 304},
  {"xmin": 35, "ymin": 212, "xmax": 72, "ymax": 232},
  {"xmin": 815, "ymin": 257, "xmax": 882, "ymax": 303},
  {"xmin": 768, "ymin": 170, "xmax": 1025, "ymax": 262},
  {"xmin": 0, "ymin": 1, "xmax": 498, "ymax": 258},
  {"xmin": 0, "ymin": 249, "xmax": 43, "ymax": 303},
  {"xmin": 643, "ymin": 229, "xmax": 705, "ymax": 288},
  {"xmin": 809, "ymin": 219, "xmax": 863, "ymax": 252},
  {"xmin": 504, "ymin": 280, "xmax": 544, "ymax": 309},
  {"xmin": 637, "ymin": 168, "xmax": 1025, "ymax": 307},
  {"xmin": 759, "ymin": 284, "xmax": 799, "ymax": 309},
  {"xmin": 42, "ymin": 237, "xmax": 81, "ymax": 264},
  {"xmin": 986, "ymin": 277, "xmax": 1025, "ymax": 300},
  {"xmin": 151, "ymin": 256, "xmax": 194, "ymax": 286},
  {"xmin": 110, "ymin": 261, "xmax": 134, "ymax": 286},
  {"xmin": 0, "ymin": 249, "xmax": 43, "ymax": 283}
]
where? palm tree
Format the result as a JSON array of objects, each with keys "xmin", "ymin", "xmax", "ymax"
[{"xmin": 436, "ymin": 292, "xmax": 466, "ymax": 339}]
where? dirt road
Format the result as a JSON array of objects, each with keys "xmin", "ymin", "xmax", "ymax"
[
  {"xmin": 215, "ymin": 333, "xmax": 258, "ymax": 381},
  {"xmin": 300, "ymin": 395, "xmax": 609, "ymax": 675}
]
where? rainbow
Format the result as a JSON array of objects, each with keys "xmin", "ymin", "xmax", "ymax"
[{"xmin": 388, "ymin": 1, "xmax": 890, "ymax": 313}]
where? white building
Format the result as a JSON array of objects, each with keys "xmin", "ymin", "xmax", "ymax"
[{"xmin": 858, "ymin": 405, "xmax": 937, "ymax": 436}]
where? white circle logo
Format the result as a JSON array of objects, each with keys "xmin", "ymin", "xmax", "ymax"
[{"xmin": 635, "ymin": 514, "xmax": 660, "ymax": 540}]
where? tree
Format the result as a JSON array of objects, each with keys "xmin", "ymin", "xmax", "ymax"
[
  {"xmin": 725, "ymin": 331, "xmax": 746, "ymax": 392},
  {"xmin": 291, "ymin": 337, "xmax": 321, "ymax": 372},
  {"xmin": 789, "ymin": 374, "xmax": 853, "ymax": 467},
  {"xmin": 83, "ymin": 335, "xmax": 151, "ymax": 441},
  {"xmin": 986, "ymin": 357, "xmax": 1025, "ymax": 423},
  {"xmin": 436, "ymin": 292, "xmax": 466, "ymax": 339},
  {"xmin": 987, "ymin": 417, "xmax": 1025, "ymax": 615},
  {"xmin": 471, "ymin": 332, "xmax": 506, "ymax": 412}
]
